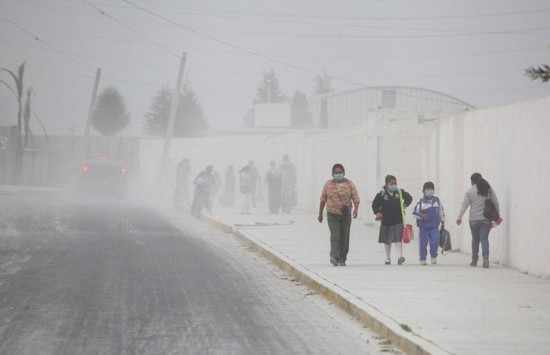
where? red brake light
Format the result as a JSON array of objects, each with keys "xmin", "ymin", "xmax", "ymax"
[
  {"xmin": 121, "ymin": 167, "xmax": 126, "ymax": 175},
  {"xmin": 99, "ymin": 156, "xmax": 109, "ymax": 160},
  {"xmin": 82, "ymin": 165, "xmax": 89, "ymax": 172}
]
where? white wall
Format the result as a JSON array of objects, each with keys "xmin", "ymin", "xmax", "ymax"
[
  {"xmin": 453, "ymin": 98, "xmax": 550, "ymax": 277},
  {"xmin": 139, "ymin": 96, "xmax": 550, "ymax": 277}
]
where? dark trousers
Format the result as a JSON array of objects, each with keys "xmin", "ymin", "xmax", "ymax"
[
  {"xmin": 327, "ymin": 212, "xmax": 352, "ymax": 262},
  {"xmin": 268, "ymin": 186, "xmax": 281, "ymax": 213}
]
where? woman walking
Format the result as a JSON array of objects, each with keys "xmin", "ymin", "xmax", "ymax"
[
  {"xmin": 318, "ymin": 164, "xmax": 360, "ymax": 267},
  {"xmin": 456, "ymin": 173, "xmax": 500, "ymax": 268},
  {"xmin": 371, "ymin": 175, "xmax": 413, "ymax": 265}
]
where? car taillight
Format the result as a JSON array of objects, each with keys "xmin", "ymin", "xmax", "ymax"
[
  {"xmin": 121, "ymin": 167, "xmax": 126, "ymax": 175},
  {"xmin": 82, "ymin": 165, "xmax": 89, "ymax": 172}
]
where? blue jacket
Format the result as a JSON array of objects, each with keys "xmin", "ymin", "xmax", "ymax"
[{"xmin": 412, "ymin": 196, "xmax": 445, "ymax": 229}]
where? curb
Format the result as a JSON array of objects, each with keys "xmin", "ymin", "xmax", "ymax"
[{"xmin": 205, "ymin": 215, "xmax": 449, "ymax": 355}]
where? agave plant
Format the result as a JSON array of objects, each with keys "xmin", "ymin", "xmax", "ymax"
[{"xmin": 0, "ymin": 62, "xmax": 26, "ymax": 146}]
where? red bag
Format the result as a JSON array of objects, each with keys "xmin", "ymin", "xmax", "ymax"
[{"xmin": 402, "ymin": 224, "xmax": 413, "ymax": 244}]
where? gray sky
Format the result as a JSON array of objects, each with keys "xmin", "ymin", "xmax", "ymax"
[{"xmin": 1, "ymin": 0, "xmax": 549, "ymax": 136}]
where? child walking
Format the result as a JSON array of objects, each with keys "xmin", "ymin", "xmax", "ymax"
[
  {"xmin": 372, "ymin": 175, "xmax": 413, "ymax": 265},
  {"xmin": 412, "ymin": 182, "xmax": 445, "ymax": 265}
]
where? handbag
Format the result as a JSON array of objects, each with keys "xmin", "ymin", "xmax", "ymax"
[
  {"xmin": 334, "ymin": 180, "xmax": 351, "ymax": 216},
  {"xmin": 483, "ymin": 190, "xmax": 500, "ymax": 221},
  {"xmin": 398, "ymin": 190, "xmax": 413, "ymax": 243}
]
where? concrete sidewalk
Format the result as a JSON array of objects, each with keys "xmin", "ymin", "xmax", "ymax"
[{"xmin": 206, "ymin": 207, "xmax": 550, "ymax": 355}]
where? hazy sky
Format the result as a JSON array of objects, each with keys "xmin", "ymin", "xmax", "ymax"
[{"xmin": 1, "ymin": 0, "xmax": 549, "ymax": 136}]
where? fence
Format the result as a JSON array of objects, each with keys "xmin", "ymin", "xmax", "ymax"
[{"xmin": 0, "ymin": 131, "xmax": 140, "ymax": 187}]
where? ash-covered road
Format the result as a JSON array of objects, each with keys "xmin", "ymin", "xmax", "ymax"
[{"xmin": 0, "ymin": 191, "xmax": 395, "ymax": 354}]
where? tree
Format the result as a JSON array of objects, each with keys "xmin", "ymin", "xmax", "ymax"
[
  {"xmin": 314, "ymin": 70, "xmax": 333, "ymax": 96},
  {"xmin": 244, "ymin": 69, "xmax": 287, "ymax": 127},
  {"xmin": 0, "ymin": 62, "xmax": 25, "ymax": 145},
  {"xmin": 290, "ymin": 90, "xmax": 313, "ymax": 128},
  {"xmin": 143, "ymin": 85, "xmax": 171, "ymax": 136},
  {"xmin": 92, "ymin": 86, "xmax": 130, "ymax": 136},
  {"xmin": 525, "ymin": 64, "xmax": 550, "ymax": 83},
  {"xmin": 314, "ymin": 70, "xmax": 333, "ymax": 129},
  {"xmin": 143, "ymin": 84, "xmax": 207, "ymax": 137}
]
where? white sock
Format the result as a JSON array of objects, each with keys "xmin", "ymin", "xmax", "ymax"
[
  {"xmin": 395, "ymin": 242, "xmax": 403, "ymax": 258},
  {"xmin": 384, "ymin": 244, "xmax": 391, "ymax": 260}
]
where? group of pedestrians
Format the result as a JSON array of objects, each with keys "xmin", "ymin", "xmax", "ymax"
[
  {"xmin": 173, "ymin": 155, "xmax": 298, "ymax": 217},
  {"xmin": 318, "ymin": 165, "xmax": 500, "ymax": 269},
  {"xmin": 239, "ymin": 154, "xmax": 297, "ymax": 215}
]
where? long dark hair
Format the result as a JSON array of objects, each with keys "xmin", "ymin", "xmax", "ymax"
[{"xmin": 471, "ymin": 172, "xmax": 490, "ymax": 197}]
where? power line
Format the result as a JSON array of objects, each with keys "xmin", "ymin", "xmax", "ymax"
[
  {"xmin": 160, "ymin": 25, "xmax": 550, "ymax": 40},
  {"xmin": 125, "ymin": 2, "xmax": 550, "ymax": 22},
  {"xmin": 0, "ymin": 14, "xmax": 95, "ymax": 73},
  {"xmin": 129, "ymin": 6, "xmax": 550, "ymax": 37},
  {"xmin": 120, "ymin": 0, "xmax": 482, "ymax": 106},
  {"xmin": 81, "ymin": 0, "xmax": 181, "ymax": 59},
  {"xmin": 0, "ymin": 39, "xmax": 177, "ymax": 69}
]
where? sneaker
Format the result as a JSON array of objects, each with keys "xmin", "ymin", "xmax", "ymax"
[
  {"xmin": 398, "ymin": 257, "xmax": 406, "ymax": 265},
  {"xmin": 483, "ymin": 257, "xmax": 489, "ymax": 268},
  {"xmin": 339, "ymin": 260, "xmax": 346, "ymax": 266},
  {"xmin": 385, "ymin": 259, "xmax": 391, "ymax": 265},
  {"xmin": 330, "ymin": 257, "xmax": 339, "ymax": 267},
  {"xmin": 431, "ymin": 258, "xmax": 437, "ymax": 265},
  {"xmin": 420, "ymin": 260, "xmax": 427, "ymax": 265}
]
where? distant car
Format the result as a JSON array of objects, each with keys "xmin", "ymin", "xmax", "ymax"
[{"xmin": 78, "ymin": 156, "xmax": 127, "ymax": 197}]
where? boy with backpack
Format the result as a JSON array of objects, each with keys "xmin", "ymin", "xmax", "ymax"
[{"xmin": 412, "ymin": 182, "xmax": 445, "ymax": 265}]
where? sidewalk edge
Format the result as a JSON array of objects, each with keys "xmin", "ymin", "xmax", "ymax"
[{"xmin": 205, "ymin": 215, "xmax": 448, "ymax": 355}]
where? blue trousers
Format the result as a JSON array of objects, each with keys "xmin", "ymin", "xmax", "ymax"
[
  {"xmin": 469, "ymin": 220, "xmax": 491, "ymax": 259},
  {"xmin": 419, "ymin": 227, "xmax": 439, "ymax": 260}
]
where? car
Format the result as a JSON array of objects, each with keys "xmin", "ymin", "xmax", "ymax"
[{"xmin": 78, "ymin": 156, "xmax": 127, "ymax": 197}]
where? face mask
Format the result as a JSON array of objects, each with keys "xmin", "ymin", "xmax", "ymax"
[
  {"xmin": 425, "ymin": 189, "xmax": 435, "ymax": 197},
  {"xmin": 388, "ymin": 185, "xmax": 398, "ymax": 192},
  {"xmin": 333, "ymin": 173, "xmax": 344, "ymax": 181}
]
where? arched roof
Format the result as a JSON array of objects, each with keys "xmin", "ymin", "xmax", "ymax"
[{"xmin": 320, "ymin": 86, "xmax": 475, "ymax": 108}]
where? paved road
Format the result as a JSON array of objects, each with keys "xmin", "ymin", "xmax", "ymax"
[{"xmin": 0, "ymin": 192, "xmax": 397, "ymax": 354}]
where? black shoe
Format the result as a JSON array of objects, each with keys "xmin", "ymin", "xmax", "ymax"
[
  {"xmin": 339, "ymin": 260, "xmax": 346, "ymax": 266},
  {"xmin": 471, "ymin": 257, "xmax": 478, "ymax": 267},
  {"xmin": 330, "ymin": 257, "xmax": 339, "ymax": 267},
  {"xmin": 398, "ymin": 257, "xmax": 406, "ymax": 265},
  {"xmin": 483, "ymin": 257, "xmax": 489, "ymax": 268},
  {"xmin": 385, "ymin": 259, "xmax": 391, "ymax": 265}
]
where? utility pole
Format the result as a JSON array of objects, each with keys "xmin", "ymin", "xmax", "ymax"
[
  {"xmin": 157, "ymin": 52, "xmax": 187, "ymax": 187},
  {"xmin": 82, "ymin": 68, "xmax": 101, "ymax": 158}
]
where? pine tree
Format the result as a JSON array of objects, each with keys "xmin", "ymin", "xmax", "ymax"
[
  {"xmin": 244, "ymin": 69, "xmax": 287, "ymax": 127},
  {"xmin": 142, "ymin": 84, "xmax": 207, "ymax": 137},
  {"xmin": 290, "ymin": 90, "xmax": 312, "ymax": 128},
  {"xmin": 143, "ymin": 85, "xmax": 171, "ymax": 136},
  {"xmin": 314, "ymin": 71, "xmax": 333, "ymax": 129},
  {"xmin": 92, "ymin": 86, "xmax": 130, "ymax": 136},
  {"xmin": 525, "ymin": 64, "xmax": 550, "ymax": 83}
]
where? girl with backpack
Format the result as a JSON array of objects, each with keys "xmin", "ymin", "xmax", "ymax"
[{"xmin": 371, "ymin": 175, "xmax": 413, "ymax": 265}]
